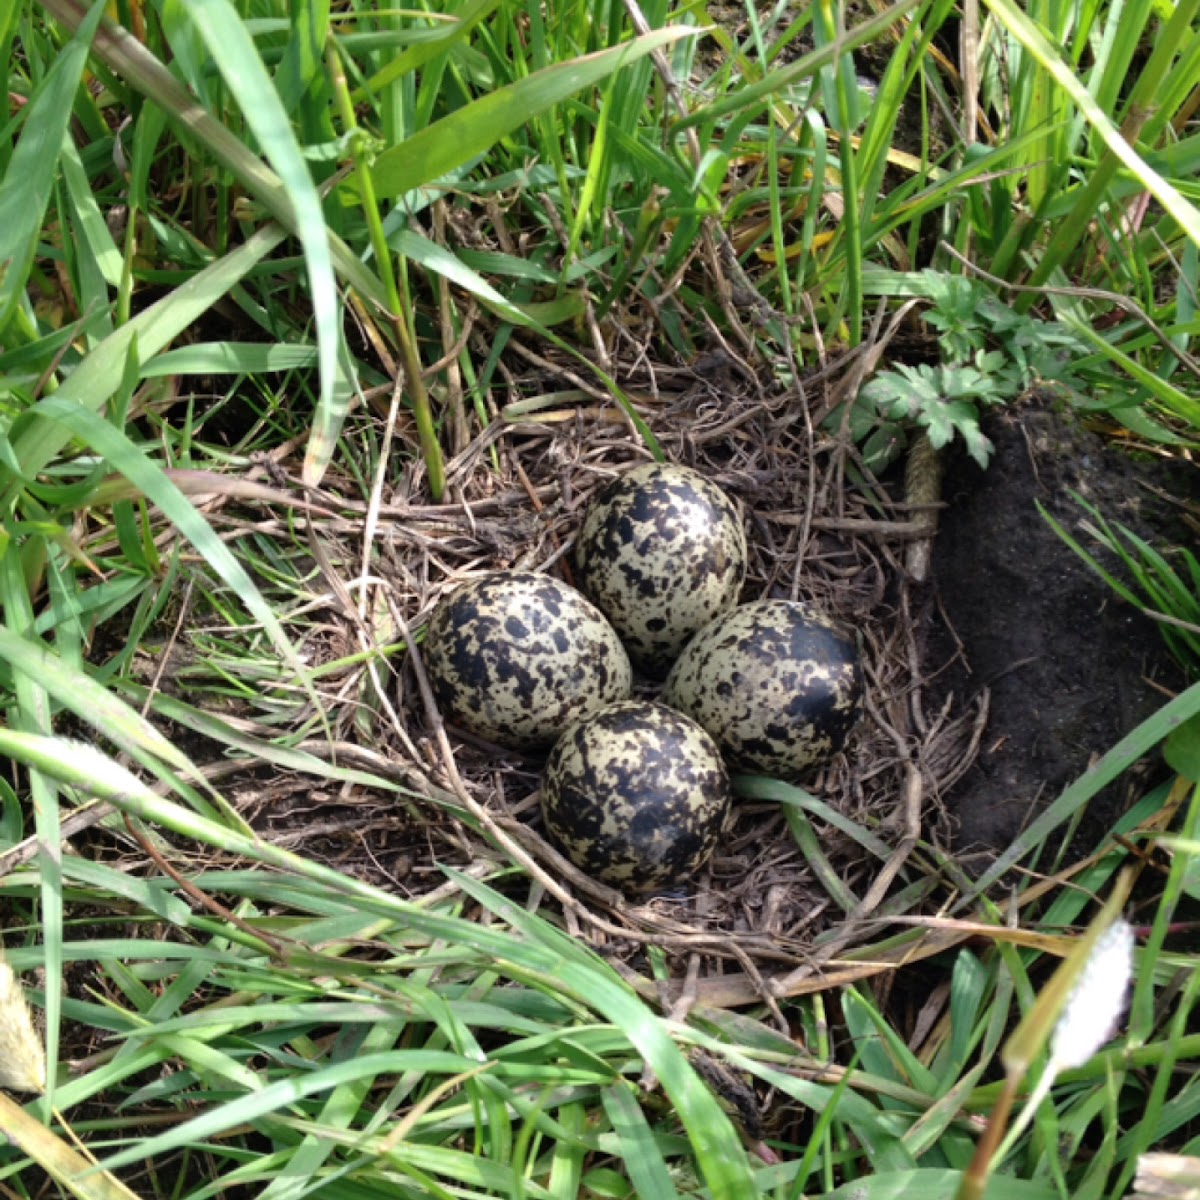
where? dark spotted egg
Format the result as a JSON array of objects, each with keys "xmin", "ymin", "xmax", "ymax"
[
  {"xmin": 422, "ymin": 571, "xmax": 632, "ymax": 752},
  {"xmin": 574, "ymin": 463, "xmax": 747, "ymax": 678},
  {"xmin": 662, "ymin": 600, "xmax": 862, "ymax": 779},
  {"xmin": 541, "ymin": 701, "xmax": 731, "ymax": 893}
]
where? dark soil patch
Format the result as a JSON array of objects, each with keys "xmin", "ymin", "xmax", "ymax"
[{"xmin": 927, "ymin": 401, "xmax": 1196, "ymax": 859}]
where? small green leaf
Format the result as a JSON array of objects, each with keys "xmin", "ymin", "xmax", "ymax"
[{"xmin": 920, "ymin": 401, "xmax": 957, "ymax": 449}]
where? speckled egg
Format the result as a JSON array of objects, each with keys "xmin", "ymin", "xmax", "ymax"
[
  {"xmin": 422, "ymin": 571, "xmax": 633, "ymax": 752},
  {"xmin": 662, "ymin": 600, "xmax": 863, "ymax": 779},
  {"xmin": 574, "ymin": 463, "xmax": 748, "ymax": 677},
  {"xmin": 541, "ymin": 701, "xmax": 731, "ymax": 893}
]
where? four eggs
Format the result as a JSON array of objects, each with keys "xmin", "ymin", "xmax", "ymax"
[{"xmin": 420, "ymin": 462, "xmax": 863, "ymax": 894}]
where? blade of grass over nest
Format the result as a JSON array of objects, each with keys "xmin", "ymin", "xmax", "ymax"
[
  {"xmin": 60, "ymin": 858, "xmax": 195, "ymax": 929},
  {"xmin": 117, "ymin": 93, "xmax": 169, "ymax": 326},
  {"xmin": 780, "ymin": 800, "xmax": 859, "ymax": 913},
  {"xmin": 389, "ymin": 230, "xmax": 544, "ymax": 329},
  {"xmin": 324, "ymin": 37, "xmax": 446, "ymax": 501},
  {"xmin": 547, "ymin": 1101, "xmax": 588, "ymax": 1198},
  {"xmin": 273, "ymin": 0, "xmax": 329, "ymax": 113},
  {"xmin": 682, "ymin": 1029, "xmax": 912, "ymax": 1171},
  {"xmin": 20, "ymin": 394, "xmax": 329, "ymax": 749},
  {"xmin": 0, "ymin": 730, "xmax": 757, "ymax": 1196},
  {"xmin": 60, "ymin": 137, "xmax": 122, "ymax": 318},
  {"xmin": 736, "ymin": 775, "xmax": 894, "ymax": 860},
  {"xmin": 843, "ymin": 1, "xmax": 929, "ymax": 273},
  {"xmin": 0, "ymin": 0, "xmax": 105, "ymax": 335}
]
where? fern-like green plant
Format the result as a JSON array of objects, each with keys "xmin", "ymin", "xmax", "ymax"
[
  {"xmin": 857, "ymin": 359, "xmax": 1008, "ymax": 468},
  {"xmin": 848, "ymin": 269, "xmax": 1090, "ymax": 469}
]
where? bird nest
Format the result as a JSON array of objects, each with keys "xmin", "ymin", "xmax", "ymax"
[
  {"xmin": 330, "ymin": 341, "xmax": 977, "ymax": 1010},
  {"xmin": 94, "ymin": 329, "xmax": 984, "ymax": 1020}
]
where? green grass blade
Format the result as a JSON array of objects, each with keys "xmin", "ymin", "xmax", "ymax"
[
  {"xmin": 367, "ymin": 28, "xmax": 697, "ymax": 198},
  {"xmin": 17, "ymin": 393, "xmax": 327, "ymax": 747},
  {"xmin": 389, "ymin": 229, "xmax": 542, "ymax": 327},
  {"xmin": 141, "ymin": 342, "xmax": 319, "ymax": 375},
  {"xmin": 0, "ymin": 0, "xmax": 105, "ymax": 333},
  {"xmin": 361, "ymin": 0, "xmax": 503, "ymax": 99},
  {"xmin": 0, "ymin": 626, "xmax": 190, "ymax": 774},
  {"xmin": 59, "ymin": 136, "xmax": 122, "ymax": 294},
  {"xmin": 180, "ymin": 0, "xmax": 339, "ymax": 486},
  {"xmin": 1059, "ymin": 313, "xmax": 1200, "ymax": 427},
  {"xmin": 95, "ymin": 1050, "xmax": 489, "ymax": 1174},
  {"xmin": 3, "ymin": 222, "xmax": 286, "ymax": 491},
  {"xmin": 601, "ymin": 1081, "xmax": 684, "ymax": 1200},
  {"xmin": 983, "ymin": 0, "xmax": 1200, "ymax": 249},
  {"xmin": 957, "ymin": 677, "xmax": 1200, "ymax": 905},
  {"xmin": 274, "ymin": 0, "xmax": 330, "ymax": 114},
  {"xmin": 823, "ymin": 1167, "xmax": 1059, "ymax": 1198}
]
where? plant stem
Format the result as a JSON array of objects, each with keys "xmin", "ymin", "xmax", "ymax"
[{"xmin": 325, "ymin": 40, "xmax": 445, "ymax": 499}]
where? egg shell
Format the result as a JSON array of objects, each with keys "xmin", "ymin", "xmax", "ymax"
[
  {"xmin": 422, "ymin": 571, "xmax": 633, "ymax": 752},
  {"xmin": 541, "ymin": 700, "xmax": 731, "ymax": 894},
  {"xmin": 574, "ymin": 463, "xmax": 748, "ymax": 678},
  {"xmin": 662, "ymin": 600, "xmax": 862, "ymax": 779}
]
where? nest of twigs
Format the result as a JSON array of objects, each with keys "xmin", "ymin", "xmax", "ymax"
[{"xmin": 153, "ymin": 323, "xmax": 981, "ymax": 1019}]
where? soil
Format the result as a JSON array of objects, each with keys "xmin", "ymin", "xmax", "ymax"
[{"xmin": 926, "ymin": 401, "xmax": 1196, "ymax": 859}]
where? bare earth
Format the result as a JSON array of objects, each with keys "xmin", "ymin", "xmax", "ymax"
[{"xmin": 927, "ymin": 402, "xmax": 1194, "ymax": 860}]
